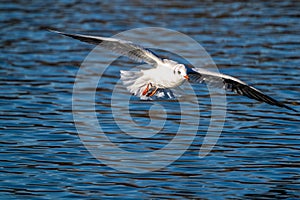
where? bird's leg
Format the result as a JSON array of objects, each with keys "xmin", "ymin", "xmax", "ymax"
[
  {"xmin": 142, "ymin": 83, "xmax": 152, "ymax": 96},
  {"xmin": 146, "ymin": 86, "xmax": 158, "ymax": 97}
]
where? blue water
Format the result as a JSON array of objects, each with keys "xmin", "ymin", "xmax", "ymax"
[{"xmin": 1, "ymin": 1, "xmax": 300, "ymax": 199}]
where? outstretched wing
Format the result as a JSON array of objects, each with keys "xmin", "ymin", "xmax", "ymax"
[
  {"xmin": 187, "ymin": 67, "xmax": 297, "ymax": 112},
  {"xmin": 49, "ymin": 29, "xmax": 163, "ymax": 66}
]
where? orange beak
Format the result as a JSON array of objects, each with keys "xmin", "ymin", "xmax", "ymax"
[{"xmin": 184, "ymin": 75, "xmax": 189, "ymax": 80}]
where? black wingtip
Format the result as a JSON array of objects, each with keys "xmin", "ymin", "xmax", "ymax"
[
  {"xmin": 47, "ymin": 28, "xmax": 103, "ymax": 46},
  {"xmin": 46, "ymin": 27, "xmax": 61, "ymax": 34},
  {"xmin": 283, "ymin": 104, "xmax": 298, "ymax": 112},
  {"xmin": 272, "ymin": 99, "xmax": 297, "ymax": 112},
  {"xmin": 47, "ymin": 28, "xmax": 72, "ymax": 37}
]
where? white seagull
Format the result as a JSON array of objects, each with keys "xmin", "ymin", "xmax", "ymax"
[{"xmin": 50, "ymin": 29, "xmax": 297, "ymax": 112}]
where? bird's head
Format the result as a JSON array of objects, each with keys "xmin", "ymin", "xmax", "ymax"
[{"xmin": 174, "ymin": 64, "xmax": 189, "ymax": 80}]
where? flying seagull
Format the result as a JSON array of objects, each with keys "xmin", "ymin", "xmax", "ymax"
[{"xmin": 49, "ymin": 29, "xmax": 297, "ymax": 112}]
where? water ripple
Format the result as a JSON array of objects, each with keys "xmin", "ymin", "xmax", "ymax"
[{"xmin": 1, "ymin": 0, "xmax": 300, "ymax": 199}]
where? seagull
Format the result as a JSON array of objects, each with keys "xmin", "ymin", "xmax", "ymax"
[{"xmin": 50, "ymin": 29, "xmax": 297, "ymax": 112}]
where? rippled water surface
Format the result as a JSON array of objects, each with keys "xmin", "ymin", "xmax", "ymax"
[{"xmin": 1, "ymin": 1, "xmax": 300, "ymax": 199}]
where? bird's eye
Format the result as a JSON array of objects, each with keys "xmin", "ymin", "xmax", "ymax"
[{"xmin": 177, "ymin": 71, "xmax": 181, "ymax": 74}]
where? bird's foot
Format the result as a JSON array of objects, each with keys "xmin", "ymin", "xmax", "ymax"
[
  {"xmin": 142, "ymin": 83, "xmax": 158, "ymax": 97},
  {"xmin": 142, "ymin": 83, "xmax": 152, "ymax": 96},
  {"xmin": 146, "ymin": 86, "xmax": 158, "ymax": 97}
]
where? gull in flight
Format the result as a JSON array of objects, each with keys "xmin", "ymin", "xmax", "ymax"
[{"xmin": 50, "ymin": 29, "xmax": 297, "ymax": 112}]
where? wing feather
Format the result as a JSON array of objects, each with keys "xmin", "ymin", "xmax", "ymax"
[
  {"xmin": 49, "ymin": 29, "xmax": 162, "ymax": 66},
  {"xmin": 188, "ymin": 68, "xmax": 297, "ymax": 112}
]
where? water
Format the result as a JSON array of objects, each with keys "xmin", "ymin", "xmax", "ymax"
[{"xmin": 1, "ymin": 1, "xmax": 300, "ymax": 199}]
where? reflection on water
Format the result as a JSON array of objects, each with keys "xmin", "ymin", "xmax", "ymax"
[{"xmin": 1, "ymin": 0, "xmax": 300, "ymax": 199}]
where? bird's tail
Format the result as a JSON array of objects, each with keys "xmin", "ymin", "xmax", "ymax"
[{"xmin": 120, "ymin": 70, "xmax": 148, "ymax": 97}]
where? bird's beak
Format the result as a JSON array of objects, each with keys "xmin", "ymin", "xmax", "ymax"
[{"xmin": 184, "ymin": 75, "xmax": 189, "ymax": 80}]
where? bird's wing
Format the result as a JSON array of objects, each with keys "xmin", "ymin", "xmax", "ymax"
[
  {"xmin": 49, "ymin": 29, "xmax": 163, "ymax": 66},
  {"xmin": 187, "ymin": 67, "xmax": 297, "ymax": 112}
]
